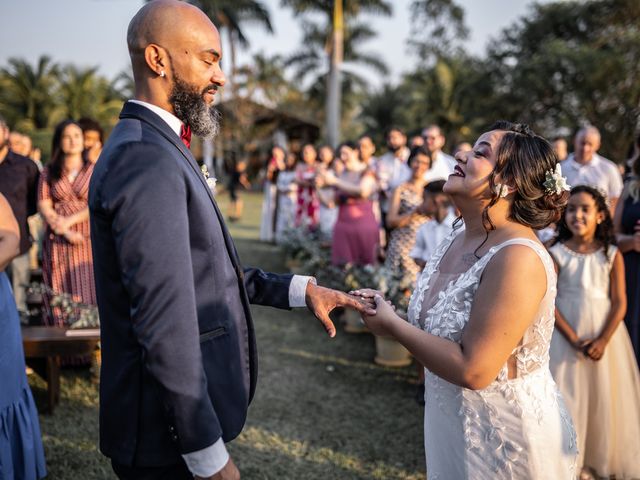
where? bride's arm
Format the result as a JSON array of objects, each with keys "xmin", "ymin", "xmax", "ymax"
[{"xmin": 362, "ymin": 245, "xmax": 546, "ymax": 390}]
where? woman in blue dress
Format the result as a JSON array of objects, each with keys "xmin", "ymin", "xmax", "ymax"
[{"xmin": 0, "ymin": 192, "xmax": 46, "ymax": 480}]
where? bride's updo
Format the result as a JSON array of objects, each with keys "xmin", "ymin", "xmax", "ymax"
[{"xmin": 487, "ymin": 120, "xmax": 569, "ymax": 230}]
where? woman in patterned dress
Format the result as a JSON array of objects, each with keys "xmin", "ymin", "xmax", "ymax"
[
  {"xmin": 385, "ymin": 146, "xmax": 432, "ymax": 282},
  {"xmin": 38, "ymin": 120, "xmax": 96, "ymax": 326},
  {"xmin": 294, "ymin": 144, "xmax": 319, "ymax": 230}
]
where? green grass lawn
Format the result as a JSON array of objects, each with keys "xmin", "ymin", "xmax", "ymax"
[{"xmin": 30, "ymin": 191, "xmax": 425, "ymax": 479}]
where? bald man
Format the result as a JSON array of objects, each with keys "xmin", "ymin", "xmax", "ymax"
[
  {"xmin": 89, "ymin": 2, "xmax": 372, "ymax": 479},
  {"xmin": 561, "ymin": 126, "xmax": 623, "ymax": 211}
]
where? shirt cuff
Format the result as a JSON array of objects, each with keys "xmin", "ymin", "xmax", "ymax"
[
  {"xmin": 182, "ymin": 438, "xmax": 229, "ymax": 477},
  {"xmin": 289, "ymin": 275, "xmax": 316, "ymax": 308}
]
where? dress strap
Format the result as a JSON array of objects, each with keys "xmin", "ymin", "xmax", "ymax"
[{"xmin": 479, "ymin": 238, "xmax": 555, "ymax": 297}]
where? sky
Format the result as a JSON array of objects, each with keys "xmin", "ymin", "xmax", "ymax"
[{"xmin": 0, "ymin": 0, "xmax": 545, "ymax": 89}]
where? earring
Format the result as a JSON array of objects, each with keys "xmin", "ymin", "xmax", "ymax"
[{"xmin": 159, "ymin": 70, "xmax": 166, "ymax": 78}]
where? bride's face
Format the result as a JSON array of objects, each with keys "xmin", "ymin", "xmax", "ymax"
[{"xmin": 443, "ymin": 129, "xmax": 506, "ymax": 200}]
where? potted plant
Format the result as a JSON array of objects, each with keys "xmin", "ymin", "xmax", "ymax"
[{"xmin": 372, "ymin": 269, "xmax": 413, "ymax": 367}]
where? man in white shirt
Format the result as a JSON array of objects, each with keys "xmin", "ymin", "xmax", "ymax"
[
  {"xmin": 410, "ymin": 180, "xmax": 460, "ymax": 268},
  {"xmin": 422, "ymin": 125, "xmax": 456, "ymax": 182},
  {"xmin": 561, "ymin": 126, "xmax": 623, "ymax": 212},
  {"xmin": 90, "ymin": 3, "xmax": 373, "ymax": 479},
  {"xmin": 375, "ymin": 127, "xmax": 411, "ymax": 217}
]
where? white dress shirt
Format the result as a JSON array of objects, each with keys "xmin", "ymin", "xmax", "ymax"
[
  {"xmin": 561, "ymin": 153, "xmax": 623, "ymax": 201},
  {"xmin": 424, "ymin": 151, "xmax": 456, "ymax": 183},
  {"xmin": 410, "ymin": 209, "xmax": 460, "ymax": 264},
  {"xmin": 128, "ymin": 100, "xmax": 313, "ymax": 477},
  {"xmin": 376, "ymin": 148, "xmax": 411, "ymax": 212}
]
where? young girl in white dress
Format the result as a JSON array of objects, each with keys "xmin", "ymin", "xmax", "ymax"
[
  {"xmin": 355, "ymin": 121, "xmax": 577, "ymax": 479},
  {"xmin": 549, "ymin": 185, "xmax": 640, "ymax": 480}
]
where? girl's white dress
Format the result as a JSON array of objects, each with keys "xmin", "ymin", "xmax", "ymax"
[
  {"xmin": 549, "ymin": 243, "xmax": 640, "ymax": 479},
  {"xmin": 409, "ymin": 233, "xmax": 577, "ymax": 479}
]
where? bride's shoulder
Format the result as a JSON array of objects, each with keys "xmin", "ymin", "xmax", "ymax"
[{"xmin": 482, "ymin": 240, "xmax": 549, "ymax": 292}]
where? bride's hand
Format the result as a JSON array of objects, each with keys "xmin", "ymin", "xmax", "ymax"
[{"xmin": 359, "ymin": 295, "xmax": 400, "ymax": 337}]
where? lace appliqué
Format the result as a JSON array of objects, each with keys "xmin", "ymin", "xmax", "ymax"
[{"xmin": 414, "ymin": 237, "xmax": 578, "ymax": 478}]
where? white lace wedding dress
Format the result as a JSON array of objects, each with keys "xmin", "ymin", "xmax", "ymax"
[{"xmin": 408, "ymin": 232, "xmax": 577, "ymax": 479}]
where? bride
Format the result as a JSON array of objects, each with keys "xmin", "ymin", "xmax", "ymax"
[{"xmin": 356, "ymin": 121, "xmax": 578, "ymax": 479}]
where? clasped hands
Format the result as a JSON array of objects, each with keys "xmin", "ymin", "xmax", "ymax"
[
  {"xmin": 48, "ymin": 214, "xmax": 84, "ymax": 244},
  {"xmin": 572, "ymin": 336, "xmax": 608, "ymax": 361}
]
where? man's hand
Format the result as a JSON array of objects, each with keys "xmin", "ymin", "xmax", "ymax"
[
  {"xmin": 305, "ymin": 282, "xmax": 377, "ymax": 337},
  {"xmin": 195, "ymin": 457, "xmax": 240, "ymax": 480}
]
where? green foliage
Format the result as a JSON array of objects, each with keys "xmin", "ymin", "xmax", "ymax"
[
  {"xmin": 484, "ymin": 0, "xmax": 640, "ymax": 161},
  {"xmin": 409, "ymin": 0, "xmax": 469, "ymax": 61},
  {"xmin": 0, "ymin": 55, "xmax": 59, "ymax": 130},
  {"xmin": 0, "ymin": 55, "xmax": 127, "ymax": 148},
  {"xmin": 358, "ymin": 0, "xmax": 640, "ymax": 160}
]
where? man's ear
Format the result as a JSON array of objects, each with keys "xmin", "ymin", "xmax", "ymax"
[{"xmin": 144, "ymin": 43, "xmax": 168, "ymax": 77}]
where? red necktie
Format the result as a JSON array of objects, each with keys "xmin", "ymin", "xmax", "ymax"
[{"xmin": 180, "ymin": 124, "xmax": 192, "ymax": 149}]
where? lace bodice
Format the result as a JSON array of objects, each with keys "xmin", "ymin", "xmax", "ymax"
[{"xmin": 408, "ymin": 231, "xmax": 557, "ymax": 384}]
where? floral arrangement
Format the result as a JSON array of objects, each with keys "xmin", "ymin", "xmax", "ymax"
[
  {"xmin": 27, "ymin": 282, "xmax": 100, "ymax": 329},
  {"xmin": 278, "ymin": 228, "xmax": 416, "ymax": 315}
]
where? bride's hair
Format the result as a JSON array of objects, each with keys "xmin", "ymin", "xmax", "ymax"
[{"xmin": 473, "ymin": 121, "xmax": 569, "ymax": 256}]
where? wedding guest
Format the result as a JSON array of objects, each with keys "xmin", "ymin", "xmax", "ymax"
[
  {"xmin": 78, "ymin": 117, "xmax": 104, "ymax": 164},
  {"xmin": 376, "ymin": 127, "xmax": 410, "ymax": 223},
  {"xmin": 318, "ymin": 144, "xmax": 335, "ymax": 168},
  {"xmin": 549, "ymin": 186, "xmax": 640, "ymax": 479},
  {"xmin": 275, "ymin": 152, "xmax": 298, "ymax": 243},
  {"xmin": 357, "ymin": 134, "xmax": 378, "ymax": 169},
  {"xmin": 561, "ymin": 126, "xmax": 623, "ymax": 212},
  {"xmin": 454, "ymin": 142, "xmax": 472, "ymax": 155},
  {"xmin": 38, "ymin": 120, "xmax": 96, "ymax": 326},
  {"xmin": 0, "ymin": 115, "xmax": 40, "ymax": 319},
  {"xmin": 294, "ymin": 143, "xmax": 319, "ymax": 229},
  {"xmin": 552, "ymin": 137, "xmax": 568, "ymax": 162},
  {"xmin": 226, "ymin": 155, "xmax": 250, "ymax": 222},
  {"xmin": 259, "ymin": 145, "xmax": 285, "ymax": 242},
  {"xmin": 319, "ymin": 142, "xmax": 379, "ymax": 265},
  {"xmin": 410, "ymin": 180, "xmax": 459, "ymax": 270},
  {"xmin": 384, "ymin": 146, "xmax": 431, "ymax": 282},
  {"xmin": 422, "ymin": 124, "xmax": 456, "ymax": 182},
  {"xmin": 614, "ymin": 148, "xmax": 640, "ymax": 363},
  {"xmin": 409, "ymin": 135, "xmax": 425, "ymax": 148},
  {"xmin": 8, "ymin": 131, "xmax": 28, "ymax": 156},
  {"xmin": 357, "ymin": 121, "xmax": 577, "ymax": 478},
  {"xmin": 0, "ymin": 193, "xmax": 47, "ymax": 480},
  {"xmin": 317, "ymin": 147, "xmax": 339, "ymax": 240}
]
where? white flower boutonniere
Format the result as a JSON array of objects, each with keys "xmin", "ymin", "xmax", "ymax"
[
  {"xmin": 543, "ymin": 163, "xmax": 571, "ymax": 196},
  {"xmin": 200, "ymin": 164, "xmax": 217, "ymax": 193}
]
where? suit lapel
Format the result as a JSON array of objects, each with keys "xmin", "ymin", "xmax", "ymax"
[{"xmin": 119, "ymin": 103, "xmax": 243, "ymax": 268}]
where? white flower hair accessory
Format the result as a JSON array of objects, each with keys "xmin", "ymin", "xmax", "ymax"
[{"xmin": 543, "ymin": 163, "xmax": 571, "ymax": 196}]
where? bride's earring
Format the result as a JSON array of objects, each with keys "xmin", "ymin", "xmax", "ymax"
[{"xmin": 494, "ymin": 183, "xmax": 509, "ymax": 198}]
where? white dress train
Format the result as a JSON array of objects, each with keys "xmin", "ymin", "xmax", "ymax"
[{"xmin": 409, "ymin": 233, "xmax": 577, "ymax": 479}]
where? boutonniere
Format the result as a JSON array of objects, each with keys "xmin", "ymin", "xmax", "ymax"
[{"xmin": 200, "ymin": 164, "xmax": 217, "ymax": 192}]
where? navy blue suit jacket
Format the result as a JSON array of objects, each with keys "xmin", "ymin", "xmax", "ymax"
[{"xmin": 89, "ymin": 102, "xmax": 293, "ymax": 467}]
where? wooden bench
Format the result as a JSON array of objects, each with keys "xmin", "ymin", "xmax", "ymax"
[{"xmin": 22, "ymin": 326, "xmax": 100, "ymax": 414}]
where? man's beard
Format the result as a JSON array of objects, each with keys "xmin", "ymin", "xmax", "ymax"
[{"xmin": 169, "ymin": 73, "xmax": 221, "ymax": 138}]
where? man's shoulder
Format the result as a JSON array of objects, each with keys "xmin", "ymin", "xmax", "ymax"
[
  {"xmin": 6, "ymin": 151, "xmax": 36, "ymax": 170},
  {"xmin": 595, "ymin": 154, "xmax": 620, "ymax": 173}
]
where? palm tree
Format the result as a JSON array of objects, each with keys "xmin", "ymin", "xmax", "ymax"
[
  {"xmin": 188, "ymin": 0, "xmax": 274, "ymax": 95},
  {"xmin": 0, "ymin": 55, "xmax": 59, "ymax": 130},
  {"xmin": 281, "ymin": 0, "xmax": 392, "ymax": 145},
  {"xmin": 234, "ymin": 52, "xmax": 297, "ymax": 107},
  {"xmin": 54, "ymin": 65, "xmax": 124, "ymax": 127},
  {"xmin": 285, "ymin": 18, "xmax": 388, "ymax": 129}
]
